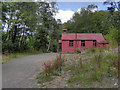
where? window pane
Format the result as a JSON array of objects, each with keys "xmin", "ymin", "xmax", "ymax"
[
  {"xmin": 93, "ymin": 40, "xmax": 96, "ymax": 46},
  {"xmin": 81, "ymin": 40, "xmax": 85, "ymax": 47},
  {"xmin": 69, "ymin": 40, "xmax": 73, "ymax": 47}
]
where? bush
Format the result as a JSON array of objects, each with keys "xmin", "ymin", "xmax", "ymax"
[
  {"xmin": 2, "ymin": 40, "xmax": 14, "ymax": 53},
  {"xmin": 104, "ymin": 27, "xmax": 118, "ymax": 48},
  {"xmin": 75, "ymin": 47, "xmax": 81, "ymax": 53},
  {"xmin": 43, "ymin": 53, "xmax": 65, "ymax": 76}
]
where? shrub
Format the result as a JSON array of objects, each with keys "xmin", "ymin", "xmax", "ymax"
[
  {"xmin": 44, "ymin": 61, "xmax": 52, "ymax": 76},
  {"xmin": 75, "ymin": 47, "xmax": 81, "ymax": 53},
  {"xmin": 43, "ymin": 53, "xmax": 65, "ymax": 76},
  {"xmin": 4, "ymin": 50, "xmax": 9, "ymax": 55}
]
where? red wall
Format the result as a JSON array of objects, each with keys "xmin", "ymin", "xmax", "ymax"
[
  {"xmin": 98, "ymin": 43, "xmax": 109, "ymax": 47},
  {"xmin": 62, "ymin": 40, "xmax": 109, "ymax": 52},
  {"xmin": 62, "ymin": 40, "xmax": 75, "ymax": 52},
  {"xmin": 105, "ymin": 44, "xmax": 109, "ymax": 47}
]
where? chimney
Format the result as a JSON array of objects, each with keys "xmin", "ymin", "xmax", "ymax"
[{"xmin": 62, "ymin": 29, "xmax": 67, "ymax": 33}]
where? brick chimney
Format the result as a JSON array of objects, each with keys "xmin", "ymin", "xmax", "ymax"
[{"xmin": 62, "ymin": 29, "xmax": 67, "ymax": 33}]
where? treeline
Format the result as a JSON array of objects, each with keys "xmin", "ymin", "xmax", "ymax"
[
  {"xmin": 63, "ymin": 3, "xmax": 120, "ymax": 46},
  {"xmin": 2, "ymin": 1, "xmax": 120, "ymax": 54},
  {"xmin": 2, "ymin": 2, "xmax": 62, "ymax": 53}
]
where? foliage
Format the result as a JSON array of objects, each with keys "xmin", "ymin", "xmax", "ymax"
[
  {"xmin": 2, "ymin": 2, "xmax": 119, "ymax": 54},
  {"xmin": 75, "ymin": 47, "xmax": 81, "ymax": 53},
  {"xmin": 37, "ymin": 72, "xmax": 54, "ymax": 83},
  {"xmin": 104, "ymin": 0, "xmax": 120, "ymax": 14},
  {"xmin": 37, "ymin": 54, "xmax": 65, "ymax": 84},
  {"xmin": 67, "ymin": 48, "xmax": 118, "ymax": 88},
  {"xmin": 63, "ymin": 3, "xmax": 119, "ymax": 47},
  {"xmin": 2, "ymin": 2, "xmax": 62, "ymax": 54},
  {"xmin": 63, "ymin": 8, "xmax": 116, "ymax": 35},
  {"xmin": 104, "ymin": 27, "xmax": 118, "ymax": 48}
]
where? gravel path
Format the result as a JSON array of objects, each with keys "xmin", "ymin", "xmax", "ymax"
[{"xmin": 2, "ymin": 53, "xmax": 58, "ymax": 88}]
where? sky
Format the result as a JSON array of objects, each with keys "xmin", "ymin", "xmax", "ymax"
[{"xmin": 55, "ymin": 2, "xmax": 109, "ymax": 23}]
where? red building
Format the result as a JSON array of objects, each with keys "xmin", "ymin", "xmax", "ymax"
[{"xmin": 59, "ymin": 29, "xmax": 109, "ymax": 53}]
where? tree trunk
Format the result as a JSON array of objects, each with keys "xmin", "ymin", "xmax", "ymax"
[
  {"xmin": 12, "ymin": 26, "xmax": 17, "ymax": 43},
  {"xmin": 47, "ymin": 37, "xmax": 51, "ymax": 52}
]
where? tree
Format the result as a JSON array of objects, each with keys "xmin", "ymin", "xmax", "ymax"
[
  {"xmin": 104, "ymin": 0, "xmax": 120, "ymax": 44},
  {"xmin": 87, "ymin": 4, "xmax": 98, "ymax": 12},
  {"xmin": 63, "ymin": 7, "xmax": 112, "ymax": 35},
  {"xmin": 2, "ymin": 2, "xmax": 61, "ymax": 53},
  {"xmin": 104, "ymin": 0, "xmax": 120, "ymax": 13}
]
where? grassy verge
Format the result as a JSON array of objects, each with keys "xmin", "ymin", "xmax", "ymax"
[
  {"xmin": 66, "ymin": 47, "xmax": 118, "ymax": 88},
  {"xmin": 37, "ymin": 72, "xmax": 54, "ymax": 84},
  {"xmin": 2, "ymin": 51, "xmax": 43, "ymax": 64},
  {"xmin": 36, "ymin": 46, "xmax": 118, "ymax": 88}
]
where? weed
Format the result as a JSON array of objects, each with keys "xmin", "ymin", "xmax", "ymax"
[
  {"xmin": 114, "ymin": 60, "xmax": 119, "ymax": 77},
  {"xmin": 44, "ymin": 61, "xmax": 52, "ymax": 76},
  {"xmin": 37, "ymin": 54, "xmax": 64, "ymax": 84},
  {"xmin": 37, "ymin": 72, "xmax": 53, "ymax": 83},
  {"xmin": 88, "ymin": 47, "xmax": 96, "ymax": 53},
  {"xmin": 52, "ymin": 70, "xmax": 61, "ymax": 76},
  {"xmin": 40, "ymin": 84, "xmax": 46, "ymax": 87},
  {"xmin": 43, "ymin": 53, "xmax": 65, "ymax": 76},
  {"xmin": 75, "ymin": 47, "xmax": 81, "ymax": 53},
  {"xmin": 79, "ymin": 57, "xmax": 82, "ymax": 68},
  {"xmin": 66, "ymin": 47, "xmax": 118, "ymax": 88}
]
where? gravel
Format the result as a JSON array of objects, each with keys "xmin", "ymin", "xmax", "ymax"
[{"xmin": 2, "ymin": 53, "xmax": 58, "ymax": 88}]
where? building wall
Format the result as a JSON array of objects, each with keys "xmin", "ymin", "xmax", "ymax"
[
  {"xmin": 62, "ymin": 40, "xmax": 95, "ymax": 52},
  {"xmin": 62, "ymin": 40, "xmax": 109, "ymax": 52},
  {"xmin": 76, "ymin": 40, "xmax": 93, "ymax": 50},
  {"xmin": 62, "ymin": 40, "xmax": 75, "ymax": 52},
  {"xmin": 105, "ymin": 43, "xmax": 109, "ymax": 47},
  {"xmin": 98, "ymin": 43, "xmax": 109, "ymax": 47}
]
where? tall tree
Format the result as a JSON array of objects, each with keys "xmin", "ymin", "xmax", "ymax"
[
  {"xmin": 104, "ymin": 0, "xmax": 120, "ymax": 44},
  {"xmin": 2, "ymin": 2, "xmax": 61, "ymax": 53}
]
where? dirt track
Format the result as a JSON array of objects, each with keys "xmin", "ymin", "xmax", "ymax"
[{"xmin": 2, "ymin": 53, "xmax": 58, "ymax": 88}]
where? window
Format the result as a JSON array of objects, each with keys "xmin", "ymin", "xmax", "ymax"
[
  {"xmin": 93, "ymin": 40, "xmax": 96, "ymax": 46},
  {"xmin": 103, "ymin": 44, "xmax": 105, "ymax": 47},
  {"xmin": 81, "ymin": 40, "xmax": 85, "ymax": 47},
  {"xmin": 69, "ymin": 40, "xmax": 73, "ymax": 47}
]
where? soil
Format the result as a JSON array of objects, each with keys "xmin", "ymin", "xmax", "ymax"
[{"xmin": 37, "ymin": 47, "xmax": 119, "ymax": 88}]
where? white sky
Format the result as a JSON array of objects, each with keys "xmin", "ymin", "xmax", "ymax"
[
  {"xmin": 55, "ymin": 8, "xmax": 97, "ymax": 23},
  {"xmin": 55, "ymin": 9, "xmax": 74, "ymax": 23}
]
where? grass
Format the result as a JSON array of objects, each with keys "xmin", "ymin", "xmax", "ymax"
[
  {"xmin": 37, "ymin": 72, "xmax": 54, "ymax": 83},
  {"xmin": 36, "ymin": 46, "xmax": 118, "ymax": 88},
  {"xmin": 43, "ymin": 53, "xmax": 65, "ymax": 76},
  {"xmin": 66, "ymin": 46, "xmax": 118, "ymax": 88},
  {"xmin": 37, "ymin": 53, "xmax": 65, "ymax": 84},
  {"xmin": 2, "ymin": 51, "xmax": 43, "ymax": 64}
]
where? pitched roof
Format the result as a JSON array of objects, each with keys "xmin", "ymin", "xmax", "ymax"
[{"xmin": 61, "ymin": 33, "xmax": 108, "ymax": 43}]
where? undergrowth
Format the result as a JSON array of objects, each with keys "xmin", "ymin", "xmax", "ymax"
[
  {"xmin": 2, "ymin": 51, "xmax": 43, "ymax": 64},
  {"xmin": 67, "ymin": 47, "xmax": 118, "ymax": 88}
]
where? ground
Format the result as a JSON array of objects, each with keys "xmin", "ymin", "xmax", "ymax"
[
  {"xmin": 2, "ymin": 53, "xmax": 58, "ymax": 88},
  {"xmin": 2, "ymin": 47, "xmax": 119, "ymax": 88},
  {"xmin": 36, "ymin": 47, "xmax": 119, "ymax": 88}
]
